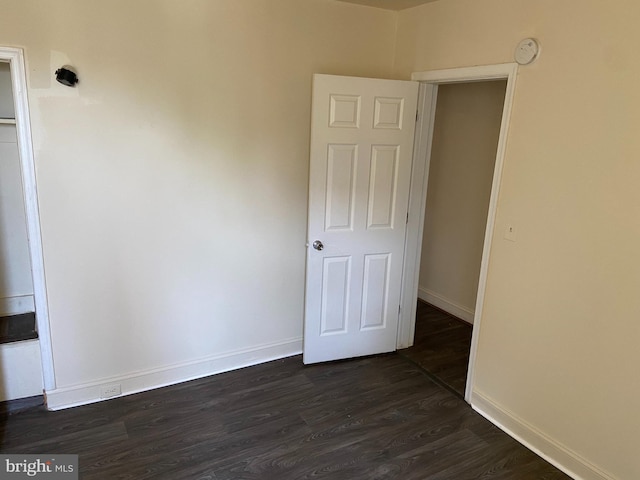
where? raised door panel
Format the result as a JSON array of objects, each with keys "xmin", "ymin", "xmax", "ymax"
[
  {"xmin": 367, "ymin": 145, "xmax": 399, "ymax": 229},
  {"xmin": 325, "ymin": 145, "xmax": 357, "ymax": 232},
  {"xmin": 329, "ymin": 95, "xmax": 361, "ymax": 128},
  {"xmin": 360, "ymin": 253, "xmax": 391, "ymax": 330},
  {"xmin": 373, "ymin": 97, "xmax": 404, "ymax": 130},
  {"xmin": 320, "ymin": 256, "xmax": 351, "ymax": 336}
]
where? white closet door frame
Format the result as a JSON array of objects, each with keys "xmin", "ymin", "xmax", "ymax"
[
  {"xmin": 1, "ymin": 47, "xmax": 56, "ymax": 391},
  {"xmin": 397, "ymin": 63, "xmax": 519, "ymax": 403}
]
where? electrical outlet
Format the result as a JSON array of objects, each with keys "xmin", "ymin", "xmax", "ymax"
[{"xmin": 100, "ymin": 383, "xmax": 121, "ymax": 399}]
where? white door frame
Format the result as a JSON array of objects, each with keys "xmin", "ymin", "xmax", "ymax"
[
  {"xmin": 1, "ymin": 46, "xmax": 56, "ymax": 391},
  {"xmin": 397, "ymin": 63, "xmax": 518, "ymax": 403}
]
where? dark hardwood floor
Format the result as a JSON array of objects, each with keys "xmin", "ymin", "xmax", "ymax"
[
  {"xmin": 399, "ymin": 300, "xmax": 473, "ymax": 398},
  {"xmin": 0, "ymin": 312, "xmax": 571, "ymax": 479}
]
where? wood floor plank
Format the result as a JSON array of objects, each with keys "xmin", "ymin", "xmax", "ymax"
[
  {"xmin": 0, "ymin": 322, "xmax": 571, "ymax": 479},
  {"xmin": 399, "ymin": 300, "xmax": 474, "ymax": 397}
]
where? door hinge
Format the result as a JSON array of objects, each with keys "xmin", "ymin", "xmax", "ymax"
[
  {"xmin": 416, "ymin": 110, "xmax": 419, "ymax": 122},
  {"xmin": 406, "ymin": 211, "xmax": 409, "ymax": 224},
  {"xmin": 398, "ymin": 304, "xmax": 402, "ymax": 314}
]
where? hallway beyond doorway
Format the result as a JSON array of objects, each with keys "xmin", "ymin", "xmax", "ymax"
[{"xmin": 399, "ymin": 300, "xmax": 472, "ymax": 398}]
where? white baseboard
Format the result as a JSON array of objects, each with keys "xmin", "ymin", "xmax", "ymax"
[
  {"xmin": 0, "ymin": 294, "xmax": 35, "ymax": 316},
  {"xmin": 46, "ymin": 337, "xmax": 303, "ymax": 411},
  {"xmin": 471, "ymin": 390, "xmax": 617, "ymax": 480},
  {"xmin": 417, "ymin": 287, "xmax": 474, "ymax": 323}
]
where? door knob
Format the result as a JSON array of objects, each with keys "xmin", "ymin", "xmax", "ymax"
[{"xmin": 312, "ymin": 240, "xmax": 324, "ymax": 251}]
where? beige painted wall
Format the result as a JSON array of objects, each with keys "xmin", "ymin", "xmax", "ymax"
[
  {"xmin": 3, "ymin": 0, "xmax": 636, "ymax": 475},
  {"xmin": 396, "ymin": 1, "xmax": 640, "ymax": 479},
  {"xmin": 0, "ymin": 0, "xmax": 397, "ymax": 389},
  {"xmin": 419, "ymin": 81, "xmax": 506, "ymax": 322}
]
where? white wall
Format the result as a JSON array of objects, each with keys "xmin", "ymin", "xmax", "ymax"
[
  {"xmin": 0, "ymin": 0, "xmax": 398, "ymax": 407},
  {"xmin": 418, "ymin": 81, "xmax": 506, "ymax": 323},
  {"xmin": 396, "ymin": 1, "xmax": 640, "ymax": 479},
  {"xmin": 0, "ymin": 341, "xmax": 43, "ymax": 401}
]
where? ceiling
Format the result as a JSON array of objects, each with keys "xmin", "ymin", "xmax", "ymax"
[{"xmin": 336, "ymin": 0, "xmax": 439, "ymax": 11}]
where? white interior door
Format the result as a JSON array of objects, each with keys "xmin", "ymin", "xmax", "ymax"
[{"xmin": 304, "ymin": 74, "xmax": 418, "ymax": 364}]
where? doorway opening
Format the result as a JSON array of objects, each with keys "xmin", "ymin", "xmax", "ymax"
[
  {"xmin": 0, "ymin": 47, "xmax": 55, "ymax": 407},
  {"xmin": 400, "ymin": 80, "xmax": 508, "ymax": 398},
  {"xmin": 397, "ymin": 63, "xmax": 519, "ymax": 403}
]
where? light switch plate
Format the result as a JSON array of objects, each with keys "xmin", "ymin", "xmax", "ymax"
[{"xmin": 504, "ymin": 225, "xmax": 517, "ymax": 242}]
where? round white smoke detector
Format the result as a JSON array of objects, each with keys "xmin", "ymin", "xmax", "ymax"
[{"xmin": 515, "ymin": 38, "xmax": 540, "ymax": 65}]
